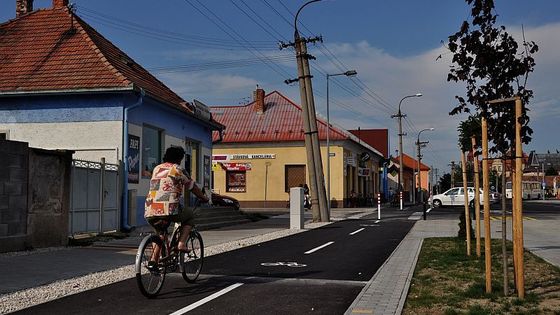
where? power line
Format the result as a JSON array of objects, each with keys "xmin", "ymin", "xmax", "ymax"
[{"xmin": 148, "ymin": 55, "xmax": 293, "ymax": 73}]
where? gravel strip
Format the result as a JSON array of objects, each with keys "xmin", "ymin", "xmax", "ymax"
[{"xmin": 0, "ymin": 222, "xmax": 330, "ymax": 314}]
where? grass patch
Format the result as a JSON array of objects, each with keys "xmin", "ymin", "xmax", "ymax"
[{"xmin": 403, "ymin": 237, "xmax": 560, "ymax": 314}]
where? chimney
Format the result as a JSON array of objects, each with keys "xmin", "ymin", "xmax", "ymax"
[
  {"xmin": 253, "ymin": 86, "xmax": 265, "ymax": 114},
  {"xmin": 52, "ymin": 0, "xmax": 69, "ymax": 8},
  {"xmin": 16, "ymin": 0, "xmax": 33, "ymax": 17}
]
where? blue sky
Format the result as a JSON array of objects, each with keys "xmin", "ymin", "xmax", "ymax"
[{"xmin": 2, "ymin": 0, "xmax": 559, "ymax": 176}]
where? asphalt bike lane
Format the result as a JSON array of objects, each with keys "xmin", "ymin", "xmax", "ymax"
[{"xmin": 14, "ymin": 218, "xmax": 414, "ymax": 314}]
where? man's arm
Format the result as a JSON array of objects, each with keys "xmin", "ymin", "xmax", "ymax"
[{"xmin": 191, "ymin": 183, "xmax": 209, "ymax": 203}]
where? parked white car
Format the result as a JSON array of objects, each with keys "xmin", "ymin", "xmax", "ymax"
[{"xmin": 431, "ymin": 187, "xmax": 500, "ymax": 208}]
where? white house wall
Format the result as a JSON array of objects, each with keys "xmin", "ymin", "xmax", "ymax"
[{"xmin": 0, "ymin": 121, "xmax": 123, "ymax": 164}]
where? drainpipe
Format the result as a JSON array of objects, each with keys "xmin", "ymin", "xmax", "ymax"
[{"xmin": 121, "ymin": 88, "xmax": 145, "ymax": 232}]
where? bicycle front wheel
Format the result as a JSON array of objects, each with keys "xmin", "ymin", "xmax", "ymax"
[
  {"xmin": 135, "ymin": 235, "xmax": 166, "ymax": 298},
  {"xmin": 181, "ymin": 230, "xmax": 204, "ymax": 283}
]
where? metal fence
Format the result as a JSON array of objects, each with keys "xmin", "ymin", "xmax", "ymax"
[{"xmin": 69, "ymin": 159, "xmax": 120, "ymax": 236}]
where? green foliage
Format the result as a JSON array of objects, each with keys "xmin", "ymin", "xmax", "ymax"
[{"xmin": 447, "ymin": 0, "xmax": 538, "ymax": 155}]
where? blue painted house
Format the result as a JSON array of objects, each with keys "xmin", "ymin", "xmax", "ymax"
[{"xmin": 0, "ymin": 0, "xmax": 223, "ymax": 229}]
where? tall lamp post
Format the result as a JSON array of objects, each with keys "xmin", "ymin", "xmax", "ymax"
[
  {"xmin": 416, "ymin": 128, "xmax": 434, "ymax": 204},
  {"xmin": 326, "ymin": 70, "xmax": 357, "ymax": 214},
  {"xmin": 392, "ymin": 93, "xmax": 422, "ymax": 209}
]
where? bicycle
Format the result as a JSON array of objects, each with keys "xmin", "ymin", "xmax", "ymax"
[{"xmin": 135, "ymin": 205, "xmax": 204, "ymax": 298}]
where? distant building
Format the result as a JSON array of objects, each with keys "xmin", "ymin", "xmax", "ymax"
[{"xmin": 210, "ymin": 88, "xmax": 384, "ymax": 208}]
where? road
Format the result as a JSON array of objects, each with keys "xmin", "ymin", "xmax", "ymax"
[
  {"xmin": 14, "ymin": 216, "xmax": 415, "ymax": 315},
  {"xmin": 426, "ymin": 199, "xmax": 560, "ymax": 220}
]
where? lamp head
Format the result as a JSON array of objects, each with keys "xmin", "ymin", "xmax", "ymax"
[
  {"xmin": 415, "ymin": 93, "xmax": 423, "ymax": 97},
  {"xmin": 429, "ymin": 127, "xmax": 435, "ymax": 131},
  {"xmin": 344, "ymin": 70, "xmax": 357, "ymax": 77}
]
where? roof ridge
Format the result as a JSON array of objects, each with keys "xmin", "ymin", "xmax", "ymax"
[{"xmin": 71, "ymin": 10, "xmax": 131, "ymax": 86}]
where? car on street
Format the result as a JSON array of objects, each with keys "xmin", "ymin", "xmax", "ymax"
[
  {"xmin": 211, "ymin": 192, "xmax": 241, "ymax": 210},
  {"xmin": 431, "ymin": 187, "xmax": 500, "ymax": 208}
]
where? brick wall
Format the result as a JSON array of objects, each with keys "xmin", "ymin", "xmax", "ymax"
[{"xmin": 0, "ymin": 140, "xmax": 29, "ymax": 252}]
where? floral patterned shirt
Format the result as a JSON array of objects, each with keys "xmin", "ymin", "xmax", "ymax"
[{"xmin": 144, "ymin": 162, "xmax": 195, "ymax": 218}]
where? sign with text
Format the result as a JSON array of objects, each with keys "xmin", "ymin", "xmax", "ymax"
[{"xmin": 127, "ymin": 134, "xmax": 140, "ymax": 183}]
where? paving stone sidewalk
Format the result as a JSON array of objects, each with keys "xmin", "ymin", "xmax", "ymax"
[{"xmin": 345, "ymin": 219, "xmax": 459, "ymax": 315}]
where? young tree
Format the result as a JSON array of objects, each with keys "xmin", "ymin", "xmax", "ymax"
[{"xmin": 447, "ymin": 0, "xmax": 538, "ymax": 154}]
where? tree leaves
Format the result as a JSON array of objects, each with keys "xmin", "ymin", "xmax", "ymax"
[{"xmin": 447, "ymin": 0, "xmax": 538, "ymax": 154}]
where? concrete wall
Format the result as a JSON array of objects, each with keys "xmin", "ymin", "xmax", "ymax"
[
  {"xmin": 27, "ymin": 148, "xmax": 73, "ymax": 248},
  {"xmin": 0, "ymin": 140, "xmax": 29, "ymax": 252},
  {"xmin": 0, "ymin": 140, "xmax": 73, "ymax": 253}
]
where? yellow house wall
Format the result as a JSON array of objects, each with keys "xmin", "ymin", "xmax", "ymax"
[{"xmin": 213, "ymin": 145, "xmax": 346, "ymax": 207}]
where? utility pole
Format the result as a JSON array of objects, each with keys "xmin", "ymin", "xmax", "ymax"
[
  {"xmin": 280, "ymin": 0, "xmax": 328, "ymax": 222},
  {"xmin": 434, "ymin": 168, "xmax": 439, "ymax": 194},
  {"xmin": 450, "ymin": 161, "xmax": 456, "ymax": 188},
  {"xmin": 392, "ymin": 93, "xmax": 422, "ymax": 209}
]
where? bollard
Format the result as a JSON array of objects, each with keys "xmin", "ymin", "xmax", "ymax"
[
  {"xmin": 423, "ymin": 201, "xmax": 427, "ymax": 220},
  {"xmin": 400, "ymin": 191, "xmax": 403, "ymax": 210},
  {"xmin": 377, "ymin": 193, "xmax": 381, "ymax": 220},
  {"xmin": 289, "ymin": 187, "xmax": 304, "ymax": 229}
]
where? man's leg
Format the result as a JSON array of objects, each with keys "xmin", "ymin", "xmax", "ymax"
[{"xmin": 177, "ymin": 224, "xmax": 192, "ymax": 252}]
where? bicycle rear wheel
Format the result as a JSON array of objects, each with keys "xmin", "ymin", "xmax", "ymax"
[
  {"xmin": 135, "ymin": 235, "xmax": 166, "ymax": 298},
  {"xmin": 181, "ymin": 230, "xmax": 204, "ymax": 283}
]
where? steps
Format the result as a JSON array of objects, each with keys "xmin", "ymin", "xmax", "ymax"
[{"xmin": 194, "ymin": 206, "xmax": 253, "ymax": 230}]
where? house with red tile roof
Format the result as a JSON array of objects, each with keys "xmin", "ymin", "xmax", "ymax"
[
  {"xmin": 210, "ymin": 88, "xmax": 384, "ymax": 208},
  {"xmin": 0, "ymin": 0, "xmax": 223, "ymax": 231},
  {"xmin": 388, "ymin": 153, "xmax": 431, "ymax": 203}
]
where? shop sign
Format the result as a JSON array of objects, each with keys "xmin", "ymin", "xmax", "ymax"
[
  {"xmin": 221, "ymin": 162, "xmax": 252, "ymax": 171},
  {"xmin": 231, "ymin": 154, "xmax": 276, "ymax": 160},
  {"xmin": 127, "ymin": 134, "xmax": 140, "ymax": 183},
  {"xmin": 358, "ymin": 168, "xmax": 371, "ymax": 177}
]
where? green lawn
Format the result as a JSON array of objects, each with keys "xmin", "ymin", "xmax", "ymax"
[{"xmin": 403, "ymin": 238, "xmax": 560, "ymax": 315}]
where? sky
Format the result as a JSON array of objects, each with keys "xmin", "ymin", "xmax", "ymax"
[{"xmin": 1, "ymin": 0, "xmax": 559, "ymax": 177}]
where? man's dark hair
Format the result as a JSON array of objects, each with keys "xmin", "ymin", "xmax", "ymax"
[{"xmin": 163, "ymin": 146, "xmax": 185, "ymax": 164}]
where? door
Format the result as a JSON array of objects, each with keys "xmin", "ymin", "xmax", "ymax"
[{"xmin": 442, "ymin": 188, "xmax": 460, "ymax": 206}]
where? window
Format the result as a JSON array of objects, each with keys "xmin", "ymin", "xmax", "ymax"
[
  {"xmin": 285, "ymin": 165, "xmax": 306, "ymax": 192},
  {"xmin": 226, "ymin": 171, "xmax": 246, "ymax": 192},
  {"xmin": 142, "ymin": 125, "xmax": 162, "ymax": 178},
  {"xmin": 445, "ymin": 188, "xmax": 460, "ymax": 196},
  {"xmin": 0, "ymin": 130, "xmax": 8, "ymax": 140}
]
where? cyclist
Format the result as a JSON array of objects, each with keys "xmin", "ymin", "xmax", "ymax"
[{"xmin": 144, "ymin": 146, "xmax": 209, "ymax": 268}]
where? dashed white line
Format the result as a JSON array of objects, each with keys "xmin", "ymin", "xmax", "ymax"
[
  {"xmin": 349, "ymin": 228, "xmax": 365, "ymax": 235},
  {"xmin": 304, "ymin": 241, "xmax": 334, "ymax": 254},
  {"xmin": 169, "ymin": 283, "xmax": 244, "ymax": 314}
]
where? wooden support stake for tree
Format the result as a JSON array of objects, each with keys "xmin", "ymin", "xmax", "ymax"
[
  {"xmin": 482, "ymin": 116, "xmax": 492, "ymax": 293},
  {"xmin": 514, "ymin": 97, "xmax": 525, "ymax": 298},
  {"xmin": 471, "ymin": 136, "xmax": 482, "ymax": 257},
  {"xmin": 461, "ymin": 150, "xmax": 471, "ymax": 255}
]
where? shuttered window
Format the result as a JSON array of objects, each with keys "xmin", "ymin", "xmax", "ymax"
[{"xmin": 285, "ymin": 165, "xmax": 306, "ymax": 192}]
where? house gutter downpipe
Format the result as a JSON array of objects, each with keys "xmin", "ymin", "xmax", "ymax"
[{"xmin": 121, "ymin": 88, "xmax": 145, "ymax": 231}]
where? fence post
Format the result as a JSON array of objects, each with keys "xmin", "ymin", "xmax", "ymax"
[{"xmin": 99, "ymin": 158, "xmax": 105, "ymax": 233}]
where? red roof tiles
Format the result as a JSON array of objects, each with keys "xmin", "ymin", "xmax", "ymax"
[
  {"xmin": 211, "ymin": 91, "xmax": 350, "ymax": 143},
  {"xmin": 0, "ymin": 6, "xmax": 190, "ymax": 114},
  {"xmin": 392, "ymin": 153, "xmax": 430, "ymax": 171}
]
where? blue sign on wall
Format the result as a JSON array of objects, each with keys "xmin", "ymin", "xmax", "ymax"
[{"xmin": 128, "ymin": 134, "xmax": 140, "ymax": 183}]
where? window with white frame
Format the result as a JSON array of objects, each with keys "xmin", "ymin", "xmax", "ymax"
[{"xmin": 142, "ymin": 125, "xmax": 162, "ymax": 178}]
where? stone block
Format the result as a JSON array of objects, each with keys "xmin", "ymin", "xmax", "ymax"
[
  {"xmin": 0, "ymin": 224, "xmax": 7, "ymax": 237},
  {"xmin": 8, "ymin": 195, "xmax": 27, "ymax": 212},
  {"xmin": 4, "ymin": 182, "xmax": 23, "ymax": 195},
  {"xmin": 0, "ymin": 235, "xmax": 28, "ymax": 253},
  {"xmin": 0, "ymin": 195, "xmax": 8, "ymax": 210},
  {"xmin": 8, "ymin": 221, "xmax": 26, "ymax": 236},
  {"xmin": 9, "ymin": 168, "xmax": 27, "ymax": 182}
]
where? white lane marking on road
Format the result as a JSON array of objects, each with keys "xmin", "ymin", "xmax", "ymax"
[
  {"xmin": 426, "ymin": 207, "xmax": 433, "ymax": 213},
  {"xmin": 349, "ymin": 228, "xmax": 365, "ymax": 235},
  {"xmin": 304, "ymin": 241, "xmax": 334, "ymax": 254},
  {"xmin": 169, "ymin": 283, "xmax": 243, "ymax": 315}
]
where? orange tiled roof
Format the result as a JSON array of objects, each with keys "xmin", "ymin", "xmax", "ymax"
[
  {"xmin": 392, "ymin": 153, "xmax": 430, "ymax": 171},
  {"xmin": 210, "ymin": 91, "xmax": 349, "ymax": 143},
  {"xmin": 0, "ymin": 6, "xmax": 191, "ymax": 114}
]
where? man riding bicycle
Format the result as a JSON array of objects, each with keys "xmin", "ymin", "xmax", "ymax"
[{"xmin": 144, "ymin": 146, "xmax": 209, "ymax": 268}]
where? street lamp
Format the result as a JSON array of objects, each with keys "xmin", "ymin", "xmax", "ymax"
[
  {"xmin": 416, "ymin": 127, "xmax": 434, "ymax": 204},
  {"xmin": 392, "ymin": 93, "xmax": 422, "ymax": 210},
  {"xmin": 326, "ymin": 70, "xmax": 357, "ymax": 215}
]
